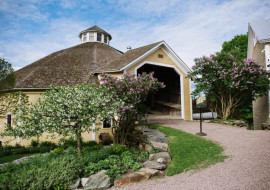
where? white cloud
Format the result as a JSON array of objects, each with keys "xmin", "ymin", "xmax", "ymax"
[
  {"xmin": 111, "ymin": 0, "xmax": 270, "ymax": 68},
  {"xmin": 0, "ymin": 0, "xmax": 269, "ymax": 70}
]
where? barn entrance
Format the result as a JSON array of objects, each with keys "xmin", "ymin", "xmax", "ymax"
[{"xmin": 137, "ymin": 63, "xmax": 182, "ymax": 117}]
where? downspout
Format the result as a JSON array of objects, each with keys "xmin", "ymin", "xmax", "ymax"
[
  {"xmin": 92, "ymin": 123, "xmax": 96, "ymax": 141},
  {"xmin": 265, "ymin": 44, "xmax": 270, "ymax": 117},
  {"xmin": 17, "ymin": 91, "xmax": 22, "ymax": 144}
]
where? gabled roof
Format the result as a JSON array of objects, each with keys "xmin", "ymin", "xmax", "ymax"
[
  {"xmin": 249, "ymin": 19, "xmax": 270, "ymax": 43},
  {"xmin": 94, "ymin": 41, "xmax": 162, "ymax": 73},
  {"xmin": 14, "ymin": 42, "xmax": 122, "ymax": 89},
  {"xmin": 94, "ymin": 41, "xmax": 191, "ymax": 75},
  {"xmin": 79, "ymin": 25, "xmax": 112, "ymax": 40}
]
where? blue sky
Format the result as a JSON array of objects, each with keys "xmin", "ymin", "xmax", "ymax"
[{"xmin": 0, "ymin": 0, "xmax": 269, "ymax": 70}]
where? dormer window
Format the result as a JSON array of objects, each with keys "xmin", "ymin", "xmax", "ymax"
[
  {"xmin": 79, "ymin": 26, "xmax": 112, "ymax": 45},
  {"xmin": 83, "ymin": 34, "xmax": 87, "ymax": 42},
  {"xmin": 89, "ymin": 33, "xmax": 94, "ymax": 41},
  {"xmin": 97, "ymin": 33, "xmax": 102, "ymax": 42}
]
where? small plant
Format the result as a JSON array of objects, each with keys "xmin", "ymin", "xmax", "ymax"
[
  {"xmin": 129, "ymin": 147, "xmax": 139, "ymax": 154},
  {"xmin": 151, "ymin": 145, "xmax": 158, "ymax": 154},
  {"xmin": 52, "ymin": 148, "xmax": 64, "ymax": 154},
  {"xmin": 54, "ymin": 184, "xmax": 67, "ymax": 190},
  {"xmin": 140, "ymin": 151, "xmax": 150, "ymax": 160},
  {"xmin": 112, "ymin": 144, "xmax": 127, "ymax": 154},
  {"xmin": 132, "ymin": 162, "xmax": 144, "ymax": 172},
  {"xmin": 106, "ymin": 165, "xmax": 126, "ymax": 183},
  {"xmin": 121, "ymin": 151, "xmax": 135, "ymax": 169}
]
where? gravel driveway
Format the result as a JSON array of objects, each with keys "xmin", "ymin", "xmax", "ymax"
[{"xmin": 111, "ymin": 119, "xmax": 270, "ymax": 190}]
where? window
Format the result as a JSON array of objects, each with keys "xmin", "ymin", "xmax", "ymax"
[
  {"xmin": 7, "ymin": 114, "xmax": 11, "ymax": 126},
  {"xmin": 104, "ymin": 35, "xmax": 107, "ymax": 43},
  {"xmin": 89, "ymin": 33, "xmax": 94, "ymax": 41},
  {"xmin": 0, "ymin": 140, "xmax": 2, "ymax": 147},
  {"xmin": 158, "ymin": 54, "xmax": 163, "ymax": 58},
  {"xmin": 103, "ymin": 119, "xmax": 111, "ymax": 128},
  {"xmin": 97, "ymin": 33, "xmax": 102, "ymax": 42},
  {"xmin": 83, "ymin": 34, "xmax": 87, "ymax": 42}
]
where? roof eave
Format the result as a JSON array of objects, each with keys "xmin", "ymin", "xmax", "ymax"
[{"xmin": 121, "ymin": 41, "xmax": 191, "ymax": 75}]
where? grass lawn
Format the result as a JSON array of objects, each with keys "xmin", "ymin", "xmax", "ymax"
[
  {"xmin": 149, "ymin": 124, "xmax": 228, "ymax": 176},
  {"xmin": 0, "ymin": 153, "xmax": 34, "ymax": 164}
]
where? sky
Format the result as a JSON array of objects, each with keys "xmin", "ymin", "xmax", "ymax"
[{"xmin": 0, "ymin": 0, "xmax": 269, "ymax": 71}]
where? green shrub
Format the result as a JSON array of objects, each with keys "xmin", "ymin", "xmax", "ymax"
[
  {"xmin": 65, "ymin": 147, "xmax": 77, "ymax": 155},
  {"xmin": 28, "ymin": 147, "xmax": 40, "ymax": 153},
  {"xmin": 129, "ymin": 147, "xmax": 139, "ymax": 154},
  {"xmin": 0, "ymin": 153, "xmax": 84, "ymax": 190},
  {"xmin": 121, "ymin": 151, "xmax": 136, "ymax": 169},
  {"xmin": 106, "ymin": 165, "xmax": 126, "ymax": 183},
  {"xmin": 112, "ymin": 144, "xmax": 127, "ymax": 154},
  {"xmin": 10, "ymin": 147, "xmax": 29, "ymax": 155},
  {"xmin": 82, "ymin": 141, "xmax": 98, "ymax": 147},
  {"xmin": 80, "ymin": 146, "xmax": 114, "ymax": 165},
  {"xmin": 82, "ymin": 144, "xmax": 103, "ymax": 153},
  {"xmin": 132, "ymin": 162, "xmax": 144, "ymax": 172},
  {"xmin": 84, "ymin": 155, "xmax": 121, "ymax": 176},
  {"xmin": 30, "ymin": 140, "xmax": 39, "ymax": 147},
  {"xmin": 39, "ymin": 146, "xmax": 52, "ymax": 153},
  {"xmin": 39, "ymin": 141, "xmax": 57, "ymax": 149}
]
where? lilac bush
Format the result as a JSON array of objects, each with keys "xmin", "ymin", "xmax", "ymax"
[
  {"xmin": 100, "ymin": 72, "xmax": 165, "ymax": 145},
  {"xmin": 188, "ymin": 53, "xmax": 270, "ymax": 119}
]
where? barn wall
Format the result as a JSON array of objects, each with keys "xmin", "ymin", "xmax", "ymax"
[
  {"xmin": 126, "ymin": 48, "xmax": 192, "ymax": 120},
  {"xmin": 0, "ymin": 91, "xmax": 98, "ymax": 146},
  {"xmin": 252, "ymin": 42, "xmax": 270, "ymax": 129}
]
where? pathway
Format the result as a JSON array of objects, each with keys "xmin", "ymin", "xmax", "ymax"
[{"xmin": 111, "ymin": 119, "xmax": 270, "ymax": 190}]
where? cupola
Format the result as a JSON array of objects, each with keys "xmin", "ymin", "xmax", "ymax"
[{"xmin": 79, "ymin": 25, "xmax": 112, "ymax": 45}]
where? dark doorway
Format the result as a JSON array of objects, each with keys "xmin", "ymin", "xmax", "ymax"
[{"xmin": 137, "ymin": 64, "xmax": 181, "ymax": 116}]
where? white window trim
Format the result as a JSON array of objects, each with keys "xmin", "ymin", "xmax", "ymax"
[{"xmin": 102, "ymin": 119, "xmax": 113, "ymax": 129}]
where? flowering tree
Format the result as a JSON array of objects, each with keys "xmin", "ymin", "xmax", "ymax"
[
  {"xmin": 188, "ymin": 53, "xmax": 270, "ymax": 119},
  {"xmin": 0, "ymin": 58, "xmax": 15, "ymax": 92},
  {"xmin": 100, "ymin": 72, "xmax": 165, "ymax": 145},
  {"xmin": 2, "ymin": 84, "xmax": 111, "ymax": 155}
]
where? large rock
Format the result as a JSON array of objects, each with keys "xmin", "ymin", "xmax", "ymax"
[
  {"xmin": 81, "ymin": 178, "xmax": 88, "ymax": 187},
  {"xmin": 114, "ymin": 172, "xmax": 150, "ymax": 187},
  {"xmin": 157, "ymin": 158, "xmax": 166, "ymax": 164},
  {"xmin": 68, "ymin": 178, "xmax": 80, "ymax": 190},
  {"xmin": 149, "ymin": 152, "xmax": 171, "ymax": 163},
  {"xmin": 138, "ymin": 168, "xmax": 160, "ymax": 176},
  {"xmin": 233, "ymin": 120, "xmax": 246, "ymax": 127},
  {"xmin": 145, "ymin": 144, "xmax": 154, "ymax": 153},
  {"xmin": 143, "ymin": 161, "xmax": 166, "ymax": 170},
  {"xmin": 83, "ymin": 170, "xmax": 111, "ymax": 190},
  {"xmin": 143, "ymin": 129, "xmax": 168, "ymax": 143},
  {"xmin": 150, "ymin": 141, "xmax": 168, "ymax": 152}
]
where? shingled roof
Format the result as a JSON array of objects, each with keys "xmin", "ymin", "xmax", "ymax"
[
  {"xmin": 14, "ymin": 42, "xmax": 122, "ymax": 88},
  {"xmin": 14, "ymin": 40, "xmax": 166, "ymax": 89},
  {"xmin": 95, "ymin": 41, "xmax": 162, "ymax": 73}
]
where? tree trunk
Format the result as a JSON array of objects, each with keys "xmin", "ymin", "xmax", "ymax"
[{"xmin": 75, "ymin": 127, "xmax": 82, "ymax": 156}]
